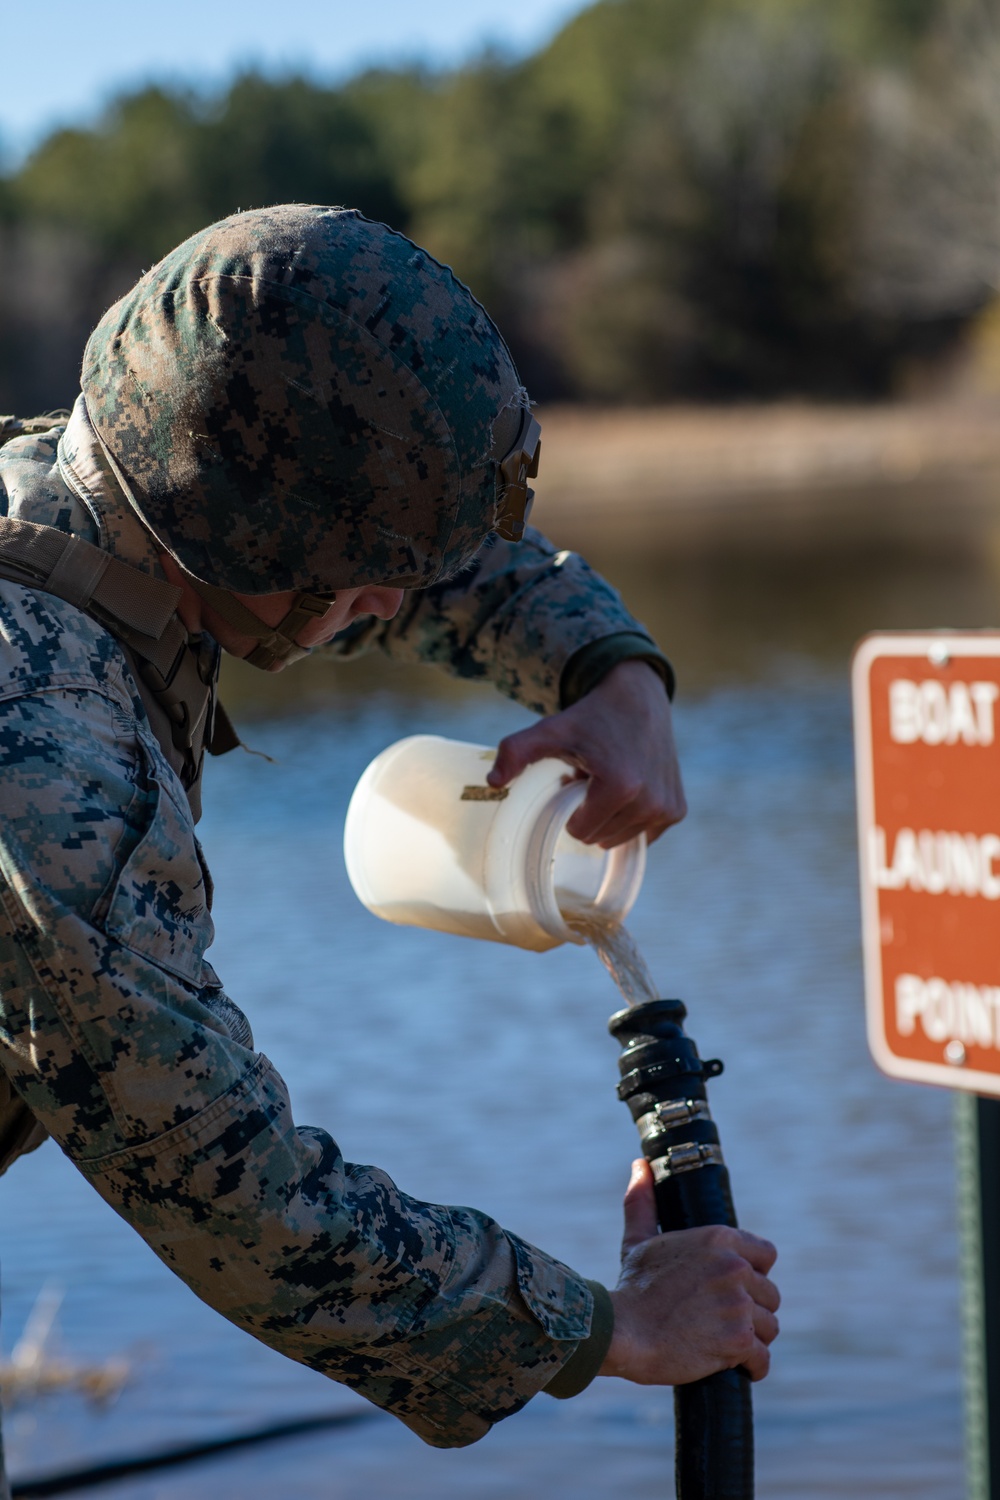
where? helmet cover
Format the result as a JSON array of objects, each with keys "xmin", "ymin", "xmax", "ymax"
[{"xmin": 81, "ymin": 205, "xmax": 527, "ymax": 595}]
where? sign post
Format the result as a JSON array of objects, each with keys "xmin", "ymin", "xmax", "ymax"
[
  {"xmin": 956, "ymin": 1093, "xmax": 1000, "ymax": 1500},
  {"xmin": 853, "ymin": 633, "xmax": 1000, "ymax": 1500}
]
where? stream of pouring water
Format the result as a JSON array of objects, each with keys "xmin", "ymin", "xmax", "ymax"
[{"xmin": 563, "ymin": 911, "xmax": 658, "ymax": 1006}]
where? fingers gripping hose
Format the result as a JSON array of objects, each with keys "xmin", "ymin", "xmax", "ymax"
[{"xmin": 609, "ymin": 999, "xmax": 754, "ymax": 1500}]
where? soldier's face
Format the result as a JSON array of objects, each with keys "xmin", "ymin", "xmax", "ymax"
[
  {"xmin": 228, "ymin": 584, "xmax": 406, "ymax": 667},
  {"xmin": 293, "ymin": 586, "xmax": 406, "ymax": 647},
  {"xmin": 159, "ymin": 549, "xmax": 406, "ymax": 667}
]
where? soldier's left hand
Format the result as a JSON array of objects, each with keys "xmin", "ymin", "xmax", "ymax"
[{"xmin": 487, "ymin": 659, "xmax": 686, "ymax": 848}]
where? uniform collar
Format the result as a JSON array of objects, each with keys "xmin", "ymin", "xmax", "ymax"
[{"xmin": 57, "ymin": 396, "xmax": 167, "ymax": 579}]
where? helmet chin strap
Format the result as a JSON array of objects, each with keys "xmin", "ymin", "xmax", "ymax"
[{"xmin": 185, "ymin": 577, "xmax": 334, "ymax": 670}]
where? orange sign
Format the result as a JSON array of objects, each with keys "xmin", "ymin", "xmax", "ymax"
[{"xmin": 853, "ymin": 633, "xmax": 1000, "ymax": 1095}]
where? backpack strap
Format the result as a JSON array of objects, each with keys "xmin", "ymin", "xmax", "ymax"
[
  {"xmin": 0, "ymin": 517, "xmax": 239, "ymax": 810},
  {"xmin": 0, "ymin": 412, "xmax": 72, "ymax": 446}
]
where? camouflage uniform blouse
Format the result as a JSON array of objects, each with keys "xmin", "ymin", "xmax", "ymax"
[{"xmin": 0, "ymin": 403, "xmax": 663, "ymax": 1453}]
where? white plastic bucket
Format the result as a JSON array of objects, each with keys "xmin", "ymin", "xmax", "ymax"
[{"xmin": 344, "ymin": 734, "xmax": 646, "ymax": 952}]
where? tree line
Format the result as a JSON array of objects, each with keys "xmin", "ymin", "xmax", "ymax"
[{"xmin": 1, "ymin": 0, "xmax": 997, "ymax": 412}]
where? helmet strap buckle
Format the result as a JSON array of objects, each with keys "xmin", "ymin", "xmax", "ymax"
[
  {"xmin": 186, "ymin": 577, "xmax": 335, "ymax": 671},
  {"xmin": 495, "ymin": 410, "xmax": 541, "ymax": 542}
]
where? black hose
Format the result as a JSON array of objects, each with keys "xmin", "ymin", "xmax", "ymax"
[
  {"xmin": 609, "ymin": 998, "xmax": 754, "ymax": 1500},
  {"xmin": 10, "ymin": 1408, "xmax": 380, "ymax": 1498}
]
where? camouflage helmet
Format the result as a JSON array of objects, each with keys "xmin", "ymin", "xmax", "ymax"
[{"xmin": 81, "ymin": 205, "xmax": 535, "ymax": 602}]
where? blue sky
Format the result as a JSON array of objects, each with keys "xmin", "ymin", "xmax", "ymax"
[{"xmin": 2, "ymin": 0, "xmax": 592, "ymax": 163}]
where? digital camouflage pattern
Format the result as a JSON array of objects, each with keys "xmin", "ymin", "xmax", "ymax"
[
  {"xmin": 82, "ymin": 206, "xmax": 530, "ymax": 596},
  {"xmin": 0, "ymin": 408, "xmax": 663, "ymax": 1451},
  {"xmin": 333, "ymin": 534, "xmax": 668, "ymax": 716},
  {"xmin": 8, "ymin": 398, "xmax": 664, "ymax": 720}
]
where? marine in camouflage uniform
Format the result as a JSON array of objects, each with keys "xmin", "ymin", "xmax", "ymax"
[{"xmin": 0, "ymin": 207, "xmax": 672, "ymax": 1487}]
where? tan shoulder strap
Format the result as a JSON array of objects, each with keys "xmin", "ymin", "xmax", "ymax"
[
  {"xmin": 0, "ymin": 517, "xmax": 183, "ymax": 664},
  {"xmin": 0, "ymin": 517, "xmax": 239, "ymax": 813},
  {"xmin": 0, "ymin": 412, "xmax": 72, "ymax": 447}
]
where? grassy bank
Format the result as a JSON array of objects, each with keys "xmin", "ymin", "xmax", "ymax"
[{"xmin": 531, "ymin": 400, "xmax": 1000, "ymax": 557}]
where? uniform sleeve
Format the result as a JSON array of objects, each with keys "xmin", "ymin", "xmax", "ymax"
[
  {"xmin": 327, "ymin": 525, "xmax": 668, "ymax": 717},
  {"xmin": 0, "ymin": 678, "xmax": 597, "ymax": 1447}
]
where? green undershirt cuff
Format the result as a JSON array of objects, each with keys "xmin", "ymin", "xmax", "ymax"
[
  {"xmin": 542, "ymin": 1280, "xmax": 615, "ymax": 1400},
  {"xmin": 559, "ymin": 632, "xmax": 676, "ymax": 709}
]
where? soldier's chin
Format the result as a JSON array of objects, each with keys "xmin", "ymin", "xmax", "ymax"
[{"xmin": 234, "ymin": 644, "xmax": 290, "ymax": 672}]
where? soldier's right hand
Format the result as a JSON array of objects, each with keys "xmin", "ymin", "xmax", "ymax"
[{"xmin": 599, "ymin": 1158, "xmax": 780, "ymax": 1386}]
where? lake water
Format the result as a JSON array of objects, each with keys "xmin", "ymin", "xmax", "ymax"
[{"xmin": 4, "ymin": 536, "xmax": 995, "ymax": 1498}]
